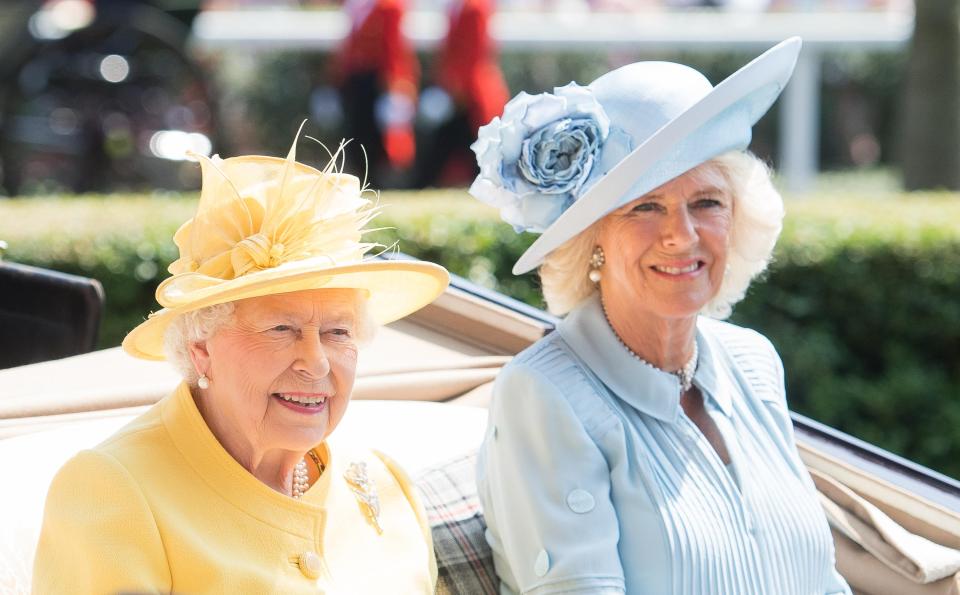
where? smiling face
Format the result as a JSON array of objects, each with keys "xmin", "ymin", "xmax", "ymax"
[
  {"xmin": 191, "ymin": 288, "xmax": 362, "ymax": 461},
  {"xmin": 597, "ymin": 163, "xmax": 733, "ymax": 323}
]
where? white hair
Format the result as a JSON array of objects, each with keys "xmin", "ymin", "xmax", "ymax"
[
  {"xmin": 163, "ymin": 302, "xmax": 237, "ymax": 385},
  {"xmin": 163, "ymin": 291, "xmax": 377, "ymax": 386},
  {"xmin": 539, "ymin": 150, "xmax": 785, "ymax": 319}
]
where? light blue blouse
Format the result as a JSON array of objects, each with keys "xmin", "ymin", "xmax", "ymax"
[{"xmin": 477, "ymin": 295, "xmax": 851, "ymax": 595}]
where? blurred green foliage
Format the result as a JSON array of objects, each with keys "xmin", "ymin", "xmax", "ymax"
[
  {"xmin": 3, "ymin": 190, "xmax": 960, "ymax": 478},
  {"xmin": 735, "ymin": 196, "xmax": 960, "ymax": 478}
]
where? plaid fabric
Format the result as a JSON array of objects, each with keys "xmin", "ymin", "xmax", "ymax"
[{"xmin": 416, "ymin": 452, "xmax": 500, "ymax": 595}]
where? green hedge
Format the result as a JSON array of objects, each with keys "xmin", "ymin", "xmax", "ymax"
[
  {"xmin": 736, "ymin": 197, "xmax": 960, "ymax": 478},
  {"xmin": 3, "ymin": 190, "xmax": 960, "ymax": 479}
]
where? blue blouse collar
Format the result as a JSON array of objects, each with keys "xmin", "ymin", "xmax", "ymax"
[{"xmin": 557, "ymin": 294, "xmax": 732, "ymax": 423}]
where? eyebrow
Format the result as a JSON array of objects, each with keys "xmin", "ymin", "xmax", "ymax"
[
  {"xmin": 635, "ymin": 185, "xmax": 727, "ymax": 202},
  {"xmin": 256, "ymin": 310, "xmax": 357, "ymax": 325},
  {"xmin": 246, "ymin": 313, "xmax": 296, "ymax": 327},
  {"xmin": 691, "ymin": 186, "xmax": 728, "ymax": 198},
  {"xmin": 324, "ymin": 315, "xmax": 356, "ymax": 326}
]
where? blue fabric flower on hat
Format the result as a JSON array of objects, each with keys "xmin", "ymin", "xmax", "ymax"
[
  {"xmin": 469, "ymin": 83, "xmax": 611, "ymax": 233},
  {"xmin": 518, "ymin": 117, "xmax": 604, "ymax": 194}
]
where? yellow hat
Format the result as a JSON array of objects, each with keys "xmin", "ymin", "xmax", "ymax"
[{"xmin": 123, "ymin": 132, "xmax": 449, "ymax": 361}]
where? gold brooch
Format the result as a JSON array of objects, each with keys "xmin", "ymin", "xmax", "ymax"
[{"xmin": 344, "ymin": 462, "xmax": 382, "ymax": 534}]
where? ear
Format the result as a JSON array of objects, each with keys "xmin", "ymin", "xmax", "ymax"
[{"xmin": 187, "ymin": 340, "xmax": 212, "ymax": 379}]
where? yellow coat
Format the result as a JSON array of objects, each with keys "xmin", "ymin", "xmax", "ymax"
[{"xmin": 32, "ymin": 383, "xmax": 437, "ymax": 594}]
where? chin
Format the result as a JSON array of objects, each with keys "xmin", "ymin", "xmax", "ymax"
[
  {"xmin": 650, "ymin": 296, "xmax": 710, "ymax": 320},
  {"xmin": 276, "ymin": 424, "xmax": 330, "ymax": 451}
]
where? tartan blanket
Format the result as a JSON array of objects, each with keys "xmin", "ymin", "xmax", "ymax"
[{"xmin": 416, "ymin": 452, "xmax": 499, "ymax": 595}]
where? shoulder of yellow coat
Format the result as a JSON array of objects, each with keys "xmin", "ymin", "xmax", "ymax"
[{"xmin": 34, "ymin": 449, "xmax": 170, "ymax": 593}]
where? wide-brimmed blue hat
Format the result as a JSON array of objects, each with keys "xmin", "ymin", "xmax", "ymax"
[{"xmin": 469, "ymin": 37, "xmax": 801, "ymax": 275}]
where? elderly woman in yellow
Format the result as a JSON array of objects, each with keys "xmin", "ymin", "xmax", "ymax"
[{"xmin": 32, "ymin": 131, "xmax": 448, "ymax": 594}]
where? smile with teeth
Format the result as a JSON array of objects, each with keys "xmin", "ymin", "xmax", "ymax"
[
  {"xmin": 653, "ymin": 262, "xmax": 702, "ymax": 275},
  {"xmin": 274, "ymin": 393, "xmax": 328, "ymax": 407}
]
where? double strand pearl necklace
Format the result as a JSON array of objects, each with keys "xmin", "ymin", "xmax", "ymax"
[
  {"xmin": 292, "ymin": 450, "xmax": 326, "ymax": 500},
  {"xmin": 602, "ymin": 303, "xmax": 699, "ymax": 393},
  {"xmin": 292, "ymin": 460, "xmax": 309, "ymax": 499}
]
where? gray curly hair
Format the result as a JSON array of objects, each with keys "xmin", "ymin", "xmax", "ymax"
[{"xmin": 539, "ymin": 150, "xmax": 784, "ymax": 319}]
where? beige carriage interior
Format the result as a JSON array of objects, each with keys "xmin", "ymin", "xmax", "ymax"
[{"xmin": 2, "ymin": 284, "xmax": 959, "ymax": 594}]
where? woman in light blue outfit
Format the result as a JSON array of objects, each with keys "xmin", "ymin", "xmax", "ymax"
[{"xmin": 468, "ymin": 38, "xmax": 851, "ymax": 594}]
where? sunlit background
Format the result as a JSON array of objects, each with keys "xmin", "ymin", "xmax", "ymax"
[
  {"xmin": 0, "ymin": 0, "xmax": 928, "ymax": 196},
  {"xmin": 4, "ymin": 0, "xmax": 960, "ymax": 479}
]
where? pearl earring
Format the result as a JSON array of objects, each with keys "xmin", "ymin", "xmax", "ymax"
[
  {"xmin": 588, "ymin": 245, "xmax": 605, "ymax": 284},
  {"xmin": 198, "ymin": 374, "xmax": 210, "ymax": 389}
]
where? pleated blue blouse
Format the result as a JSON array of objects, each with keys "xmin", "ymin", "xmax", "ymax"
[{"xmin": 477, "ymin": 294, "xmax": 851, "ymax": 594}]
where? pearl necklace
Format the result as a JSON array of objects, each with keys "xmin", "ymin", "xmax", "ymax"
[
  {"xmin": 292, "ymin": 450, "xmax": 326, "ymax": 499},
  {"xmin": 601, "ymin": 304, "xmax": 699, "ymax": 393},
  {"xmin": 292, "ymin": 459, "xmax": 309, "ymax": 499}
]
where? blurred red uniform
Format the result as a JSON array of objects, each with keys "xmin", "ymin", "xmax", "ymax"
[
  {"xmin": 437, "ymin": 0, "xmax": 508, "ymax": 133},
  {"xmin": 417, "ymin": 0, "xmax": 508, "ymax": 187},
  {"xmin": 334, "ymin": 0, "xmax": 419, "ymax": 178}
]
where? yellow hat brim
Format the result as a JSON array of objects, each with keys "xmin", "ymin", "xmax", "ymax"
[{"xmin": 122, "ymin": 260, "xmax": 449, "ymax": 361}]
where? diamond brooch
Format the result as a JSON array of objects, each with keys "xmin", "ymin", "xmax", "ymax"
[{"xmin": 344, "ymin": 462, "xmax": 382, "ymax": 534}]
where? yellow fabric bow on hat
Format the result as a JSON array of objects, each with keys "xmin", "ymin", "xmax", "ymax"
[{"xmin": 157, "ymin": 136, "xmax": 376, "ymax": 309}]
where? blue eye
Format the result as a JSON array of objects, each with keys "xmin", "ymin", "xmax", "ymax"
[
  {"xmin": 693, "ymin": 198, "xmax": 724, "ymax": 209},
  {"xmin": 631, "ymin": 202, "xmax": 660, "ymax": 213},
  {"xmin": 694, "ymin": 196, "xmax": 726, "ymax": 207},
  {"xmin": 270, "ymin": 325, "xmax": 293, "ymax": 332}
]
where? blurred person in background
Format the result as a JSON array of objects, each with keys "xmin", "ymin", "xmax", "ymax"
[
  {"xmin": 332, "ymin": 0, "xmax": 419, "ymax": 186},
  {"xmin": 415, "ymin": 0, "xmax": 508, "ymax": 188}
]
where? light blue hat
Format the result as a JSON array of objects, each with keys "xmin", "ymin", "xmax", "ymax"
[{"xmin": 468, "ymin": 37, "xmax": 802, "ymax": 275}]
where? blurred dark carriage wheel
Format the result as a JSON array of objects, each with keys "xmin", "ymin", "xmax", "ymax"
[{"xmin": 0, "ymin": 0, "xmax": 225, "ymax": 196}]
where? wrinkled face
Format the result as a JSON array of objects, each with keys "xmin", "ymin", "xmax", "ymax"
[
  {"xmin": 597, "ymin": 164, "xmax": 733, "ymax": 321},
  {"xmin": 197, "ymin": 288, "xmax": 362, "ymax": 455}
]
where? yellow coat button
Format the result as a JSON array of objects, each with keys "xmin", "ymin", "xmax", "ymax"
[{"xmin": 298, "ymin": 551, "xmax": 322, "ymax": 579}]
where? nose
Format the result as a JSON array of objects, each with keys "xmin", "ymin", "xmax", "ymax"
[
  {"xmin": 660, "ymin": 206, "xmax": 698, "ymax": 250},
  {"xmin": 292, "ymin": 332, "xmax": 331, "ymax": 379}
]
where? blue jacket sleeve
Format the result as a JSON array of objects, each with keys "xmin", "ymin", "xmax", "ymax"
[{"xmin": 476, "ymin": 362, "xmax": 625, "ymax": 595}]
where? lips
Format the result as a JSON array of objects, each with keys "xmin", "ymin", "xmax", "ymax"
[
  {"xmin": 271, "ymin": 392, "xmax": 330, "ymax": 413},
  {"xmin": 652, "ymin": 261, "xmax": 704, "ymax": 275}
]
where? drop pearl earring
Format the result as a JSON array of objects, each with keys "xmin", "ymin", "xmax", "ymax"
[{"xmin": 588, "ymin": 245, "xmax": 605, "ymax": 284}]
